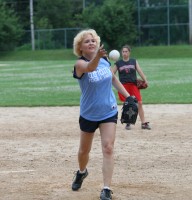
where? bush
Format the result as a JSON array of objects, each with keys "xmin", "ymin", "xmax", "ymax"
[
  {"xmin": 0, "ymin": 1, "xmax": 23, "ymax": 51},
  {"xmin": 81, "ymin": 0, "xmax": 137, "ymax": 49}
]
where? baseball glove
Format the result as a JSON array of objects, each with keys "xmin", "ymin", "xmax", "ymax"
[
  {"xmin": 136, "ymin": 79, "xmax": 148, "ymax": 89},
  {"xmin": 120, "ymin": 96, "xmax": 138, "ymax": 125}
]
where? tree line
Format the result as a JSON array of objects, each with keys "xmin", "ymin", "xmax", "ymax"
[{"xmin": 0, "ymin": 0, "xmax": 189, "ymax": 51}]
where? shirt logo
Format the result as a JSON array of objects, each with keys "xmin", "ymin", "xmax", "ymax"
[
  {"xmin": 88, "ymin": 68, "xmax": 111, "ymax": 83},
  {"xmin": 119, "ymin": 64, "xmax": 135, "ymax": 73}
]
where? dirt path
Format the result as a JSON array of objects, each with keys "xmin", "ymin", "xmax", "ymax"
[{"xmin": 0, "ymin": 105, "xmax": 192, "ymax": 200}]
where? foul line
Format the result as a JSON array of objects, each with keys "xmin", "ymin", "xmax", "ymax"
[{"xmin": 0, "ymin": 170, "xmax": 35, "ymax": 174}]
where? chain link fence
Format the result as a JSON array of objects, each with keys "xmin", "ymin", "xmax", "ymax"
[
  {"xmin": 137, "ymin": 0, "xmax": 189, "ymax": 46},
  {"xmin": 20, "ymin": 28, "xmax": 81, "ymax": 50},
  {"xmin": 20, "ymin": 1, "xmax": 189, "ymax": 50}
]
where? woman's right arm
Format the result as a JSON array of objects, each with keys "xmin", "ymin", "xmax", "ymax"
[{"xmin": 75, "ymin": 45, "xmax": 107, "ymax": 77}]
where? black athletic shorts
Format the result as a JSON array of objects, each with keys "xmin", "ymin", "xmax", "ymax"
[{"xmin": 79, "ymin": 112, "xmax": 118, "ymax": 133}]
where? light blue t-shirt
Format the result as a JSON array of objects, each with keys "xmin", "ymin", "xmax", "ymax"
[{"xmin": 74, "ymin": 57, "xmax": 117, "ymax": 121}]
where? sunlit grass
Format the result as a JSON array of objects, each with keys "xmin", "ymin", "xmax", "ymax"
[
  {"xmin": 137, "ymin": 58, "xmax": 192, "ymax": 103},
  {"xmin": 0, "ymin": 61, "xmax": 79, "ymax": 106},
  {"xmin": 0, "ymin": 58, "xmax": 192, "ymax": 106}
]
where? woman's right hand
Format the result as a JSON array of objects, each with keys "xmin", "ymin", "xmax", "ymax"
[{"xmin": 97, "ymin": 44, "xmax": 107, "ymax": 58}]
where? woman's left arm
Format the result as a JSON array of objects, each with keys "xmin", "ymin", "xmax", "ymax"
[
  {"xmin": 111, "ymin": 70, "xmax": 130, "ymax": 98},
  {"xmin": 136, "ymin": 60, "xmax": 148, "ymax": 85}
]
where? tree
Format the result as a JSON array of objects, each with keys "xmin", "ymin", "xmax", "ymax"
[
  {"xmin": 81, "ymin": 0, "xmax": 137, "ymax": 49},
  {"xmin": 0, "ymin": 1, "xmax": 23, "ymax": 51},
  {"xmin": 35, "ymin": 0, "xmax": 80, "ymax": 29}
]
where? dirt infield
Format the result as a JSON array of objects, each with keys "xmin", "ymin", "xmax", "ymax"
[{"xmin": 0, "ymin": 105, "xmax": 192, "ymax": 200}]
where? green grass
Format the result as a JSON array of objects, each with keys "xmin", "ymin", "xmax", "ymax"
[
  {"xmin": 0, "ymin": 60, "xmax": 79, "ymax": 106},
  {"xmin": 131, "ymin": 45, "xmax": 192, "ymax": 58},
  {"xmin": 0, "ymin": 58, "xmax": 191, "ymax": 106},
  {"xmin": 1, "ymin": 45, "xmax": 192, "ymax": 61},
  {"xmin": 0, "ymin": 49, "xmax": 76, "ymax": 61},
  {"xmin": 0, "ymin": 45, "xmax": 192, "ymax": 106},
  {"xmin": 136, "ymin": 58, "xmax": 192, "ymax": 104}
]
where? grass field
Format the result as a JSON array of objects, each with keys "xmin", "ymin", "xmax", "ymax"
[
  {"xmin": 1, "ymin": 45, "xmax": 192, "ymax": 61},
  {"xmin": 0, "ymin": 46, "xmax": 192, "ymax": 106}
]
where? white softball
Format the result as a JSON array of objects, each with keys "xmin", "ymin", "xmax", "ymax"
[{"xmin": 109, "ymin": 50, "xmax": 120, "ymax": 61}]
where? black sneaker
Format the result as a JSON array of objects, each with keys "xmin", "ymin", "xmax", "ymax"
[
  {"xmin": 100, "ymin": 188, "xmax": 113, "ymax": 200},
  {"xmin": 125, "ymin": 123, "xmax": 131, "ymax": 130},
  {"xmin": 141, "ymin": 122, "xmax": 151, "ymax": 130},
  {"xmin": 72, "ymin": 169, "xmax": 88, "ymax": 191}
]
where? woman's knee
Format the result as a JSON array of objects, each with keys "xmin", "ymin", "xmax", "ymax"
[{"xmin": 103, "ymin": 143, "xmax": 114, "ymax": 156}]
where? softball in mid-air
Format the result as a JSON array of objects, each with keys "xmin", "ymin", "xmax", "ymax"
[{"xmin": 109, "ymin": 50, "xmax": 120, "ymax": 61}]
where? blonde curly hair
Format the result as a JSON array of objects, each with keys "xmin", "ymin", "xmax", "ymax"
[{"xmin": 73, "ymin": 29, "xmax": 101, "ymax": 57}]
